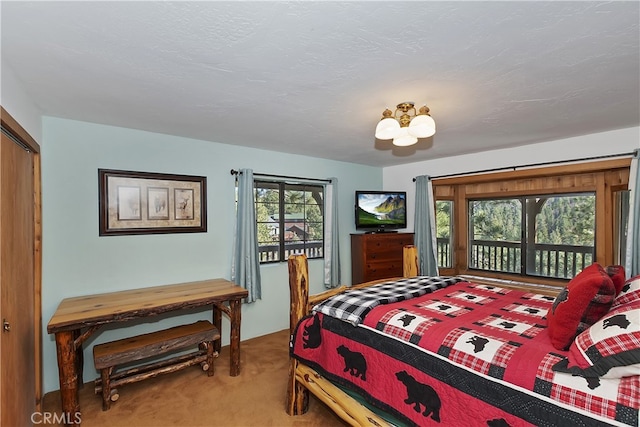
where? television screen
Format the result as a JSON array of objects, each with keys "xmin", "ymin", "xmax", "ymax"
[{"xmin": 355, "ymin": 190, "xmax": 407, "ymax": 232}]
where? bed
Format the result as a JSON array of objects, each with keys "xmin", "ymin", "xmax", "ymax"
[{"xmin": 286, "ymin": 247, "xmax": 639, "ymax": 427}]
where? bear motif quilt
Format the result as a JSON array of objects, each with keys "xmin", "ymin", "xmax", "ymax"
[{"xmin": 290, "ymin": 280, "xmax": 639, "ymax": 427}]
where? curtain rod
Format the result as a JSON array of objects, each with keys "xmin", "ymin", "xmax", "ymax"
[
  {"xmin": 412, "ymin": 150, "xmax": 638, "ymax": 182},
  {"xmin": 229, "ymin": 169, "xmax": 331, "ymax": 184}
]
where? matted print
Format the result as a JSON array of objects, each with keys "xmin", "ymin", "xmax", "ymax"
[{"xmin": 99, "ymin": 169, "xmax": 207, "ymax": 235}]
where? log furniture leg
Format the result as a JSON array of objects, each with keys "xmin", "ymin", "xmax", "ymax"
[
  {"xmin": 212, "ymin": 299, "xmax": 243, "ymax": 376},
  {"xmin": 228, "ymin": 299, "xmax": 242, "ymax": 376},
  {"xmin": 199, "ymin": 342, "xmax": 216, "ymax": 376},
  {"xmin": 54, "ymin": 330, "xmax": 80, "ymax": 424},
  {"xmin": 99, "ymin": 367, "xmax": 112, "ymax": 411},
  {"xmin": 212, "ymin": 304, "xmax": 222, "ymax": 355},
  {"xmin": 72, "ymin": 329, "xmax": 84, "ymax": 389},
  {"xmin": 286, "ymin": 254, "xmax": 310, "ymax": 415}
]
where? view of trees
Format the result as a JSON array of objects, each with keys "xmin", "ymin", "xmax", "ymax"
[
  {"xmin": 436, "ymin": 200, "xmax": 452, "ymax": 240},
  {"xmin": 254, "ymin": 182, "xmax": 323, "ymax": 261},
  {"xmin": 435, "ymin": 194, "xmax": 596, "ymax": 278},
  {"xmin": 533, "ymin": 195, "xmax": 595, "ymax": 245},
  {"xmin": 469, "ymin": 194, "xmax": 595, "ymax": 245}
]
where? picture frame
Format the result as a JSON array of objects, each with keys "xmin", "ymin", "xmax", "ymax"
[{"xmin": 98, "ymin": 169, "xmax": 207, "ymax": 236}]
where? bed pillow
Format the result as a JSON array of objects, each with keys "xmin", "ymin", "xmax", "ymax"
[
  {"xmin": 546, "ymin": 263, "xmax": 616, "ymax": 351},
  {"xmin": 553, "ymin": 300, "xmax": 640, "ymax": 378},
  {"xmin": 606, "ymin": 265, "xmax": 626, "ymax": 295},
  {"xmin": 612, "ymin": 275, "xmax": 640, "ymax": 308}
]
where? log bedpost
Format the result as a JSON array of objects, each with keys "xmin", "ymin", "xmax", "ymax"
[
  {"xmin": 403, "ymin": 245, "xmax": 419, "ymax": 277},
  {"xmin": 286, "ymin": 254, "xmax": 310, "ymax": 415}
]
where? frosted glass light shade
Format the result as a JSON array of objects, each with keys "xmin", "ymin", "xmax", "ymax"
[
  {"xmin": 392, "ymin": 127, "xmax": 418, "ymax": 146},
  {"xmin": 408, "ymin": 114, "xmax": 436, "ymax": 138},
  {"xmin": 375, "ymin": 117, "xmax": 400, "ymax": 140}
]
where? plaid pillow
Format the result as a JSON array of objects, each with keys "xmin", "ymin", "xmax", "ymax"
[
  {"xmin": 612, "ymin": 275, "xmax": 640, "ymax": 308},
  {"xmin": 546, "ymin": 263, "xmax": 616, "ymax": 351},
  {"xmin": 553, "ymin": 300, "xmax": 640, "ymax": 378}
]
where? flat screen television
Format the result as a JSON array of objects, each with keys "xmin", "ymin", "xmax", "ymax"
[{"xmin": 355, "ymin": 190, "xmax": 407, "ymax": 232}]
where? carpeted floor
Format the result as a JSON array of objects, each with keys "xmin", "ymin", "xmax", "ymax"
[{"xmin": 42, "ymin": 329, "xmax": 347, "ymax": 426}]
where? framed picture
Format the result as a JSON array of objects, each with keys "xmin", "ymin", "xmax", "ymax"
[{"xmin": 99, "ymin": 169, "xmax": 207, "ymax": 236}]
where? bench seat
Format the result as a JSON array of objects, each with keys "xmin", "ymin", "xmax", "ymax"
[{"xmin": 93, "ymin": 320, "xmax": 220, "ymax": 410}]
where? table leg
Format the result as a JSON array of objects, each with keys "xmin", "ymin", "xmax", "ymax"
[
  {"xmin": 212, "ymin": 304, "xmax": 222, "ymax": 354},
  {"xmin": 73, "ymin": 329, "xmax": 84, "ymax": 389},
  {"xmin": 54, "ymin": 330, "xmax": 81, "ymax": 425},
  {"xmin": 229, "ymin": 299, "xmax": 242, "ymax": 376}
]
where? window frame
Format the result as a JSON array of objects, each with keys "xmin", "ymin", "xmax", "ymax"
[
  {"xmin": 432, "ymin": 158, "xmax": 631, "ymax": 288},
  {"xmin": 254, "ymin": 180, "xmax": 325, "ymax": 264},
  {"xmin": 466, "ymin": 193, "xmax": 597, "ymax": 279}
]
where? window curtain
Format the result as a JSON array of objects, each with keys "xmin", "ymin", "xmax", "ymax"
[
  {"xmin": 231, "ymin": 168, "xmax": 261, "ymax": 303},
  {"xmin": 414, "ymin": 175, "xmax": 439, "ymax": 276},
  {"xmin": 323, "ymin": 178, "xmax": 341, "ymax": 288},
  {"xmin": 625, "ymin": 150, "xmax": 639, "ymax": 277}
]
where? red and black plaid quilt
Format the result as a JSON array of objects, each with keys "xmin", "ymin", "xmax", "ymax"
[{"xmin": 291, "ymin": 280, "xmax": 639, "ymax": 427}]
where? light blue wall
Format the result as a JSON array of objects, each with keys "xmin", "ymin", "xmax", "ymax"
[{"xmin": 41, "ymin": 117, "xmax": 381, "ymax": 393}]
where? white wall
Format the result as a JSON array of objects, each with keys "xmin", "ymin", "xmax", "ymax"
[
  {"xmin": 384, "ymin": 127, "xmax": 640, "ymax": 231},
  {"xmin": 40, "ymin": 117, "xmax": 381, "ymax": 393},
  {"xmin": 0, "ymin": 62, "xmax": 43, "ymax": 142}
]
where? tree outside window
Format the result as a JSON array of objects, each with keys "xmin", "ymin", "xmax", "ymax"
[
  {"xmin": 468, "ymin": 193, "xmax": 595, "ymax": 279},
  {"xmin": 255, "ymin": 181, "xmax": 324, "ymax": 263}
]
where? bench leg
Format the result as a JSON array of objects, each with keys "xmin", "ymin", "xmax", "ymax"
[
  {"xmin": 100, "ymin": 367, "xmax": 113, "ymax": 411},
  {"xmin": 201, "ymin": 342, "xmax": 215, "ymax": 377}
]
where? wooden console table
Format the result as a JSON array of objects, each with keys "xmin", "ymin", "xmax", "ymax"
[{"xmin": 47, "ymin": 278, "xmax": 248, "ymax": 424}]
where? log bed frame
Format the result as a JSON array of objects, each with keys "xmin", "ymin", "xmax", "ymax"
[
  {"xmin": 285, "ymin": 245, "xmax": 562, "ymax": 426},
  {"xmin": 285, "ymin": 245, "xmax": 420, "ymax": 427}
]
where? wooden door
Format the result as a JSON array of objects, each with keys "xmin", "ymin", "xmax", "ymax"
[{"xmin": 0, "ymin": 110, "xmax": 40, "ymax": 425}]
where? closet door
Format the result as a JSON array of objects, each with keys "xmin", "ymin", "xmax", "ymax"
[{"xmin": 0, "ymin": 124, "xmax": 37, "ymax": 425}]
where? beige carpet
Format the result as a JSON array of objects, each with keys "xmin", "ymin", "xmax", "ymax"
[{"xmin": 42, "ymin": 329, "xmax": 347, "ymax": 426}]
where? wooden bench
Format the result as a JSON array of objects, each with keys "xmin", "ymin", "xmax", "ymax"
[{"xmin": 93, "ymin": 320, "xmax": 220, "ymax": 410}]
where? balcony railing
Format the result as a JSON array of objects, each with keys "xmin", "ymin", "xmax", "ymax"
[
  {"xmin": 261, "ymin": 238, "xmax": 593, "ymax": 279},
  {"xmin": 469, "ymin": 239, "xmax": 593, "ymax": 279},
  {"xmin": 259, "ymin": 241, "xmax": 323, "ymax": 262},
  {"xmin": 437, "ymin": 237, "xmax": 451, "ymax": 268},
  {"xmin": 437, "ymin": 238, "xmax": 593, "ymax": 279}
]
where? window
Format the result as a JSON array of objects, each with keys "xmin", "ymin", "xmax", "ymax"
[
  {"xmin": 254, "ymin": 181, "xmax": 324, "ymax": 263},
  {"xmin": 468, "ymin": 194, "xmax": 595, "ymax": 279},
  {"xmin": 436, "ymin": 200, "xmax": 453, "ymax": 268},
  {"xmin": 431, "ymin": 158, "xmax": 631, "ymax": 286}
]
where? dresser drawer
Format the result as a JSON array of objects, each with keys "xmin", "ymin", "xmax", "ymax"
[
  {"xmin": 363, "ymin": 261, "xmax": 404, "ymax": 282},
  {"xmin": 365, "ymin": 235, "xmax": 412, "ymax": 253}
]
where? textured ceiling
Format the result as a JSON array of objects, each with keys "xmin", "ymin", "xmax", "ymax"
[{"xmin": 2, "ymin": 1, "xmax": 639, "ymax": 167}]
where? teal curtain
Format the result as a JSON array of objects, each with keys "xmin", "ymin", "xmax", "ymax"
[
  {"xmin": 625, "ymin": 151, "xmax": 639, "ymax": 277},
  {"xmin": 414, "ymin": 175, "xmax": 439, "ymax": 276},
  {"xmin": 323, "ymin": 178, "xmax": 341, "ymax": 288},
  {"xmin": 231, "ymin": 168, "xmax": 261, "ymax": 303}
]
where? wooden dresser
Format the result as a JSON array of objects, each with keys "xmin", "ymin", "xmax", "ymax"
[{"xmin": 351, "ymin": 232, "xmax": 414, "ymax": 284}]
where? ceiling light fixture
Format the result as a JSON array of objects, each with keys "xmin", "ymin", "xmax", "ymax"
[{"xmin": 374, "ymin": 102, "xmax": 436, "ymax": 146}]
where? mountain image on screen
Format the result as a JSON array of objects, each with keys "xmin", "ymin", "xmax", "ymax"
[{"xmin": 357, "ymin": 194, "xmax": 406, "ymax": 227}]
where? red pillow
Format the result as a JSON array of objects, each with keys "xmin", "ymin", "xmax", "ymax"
[
  {"xmin": 546, "ymin": 263, "xmax": 616, "ymax": 351},
  {"xmin": 606, "ymin": 265, "xmax": 626, "ymax": 295}
]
